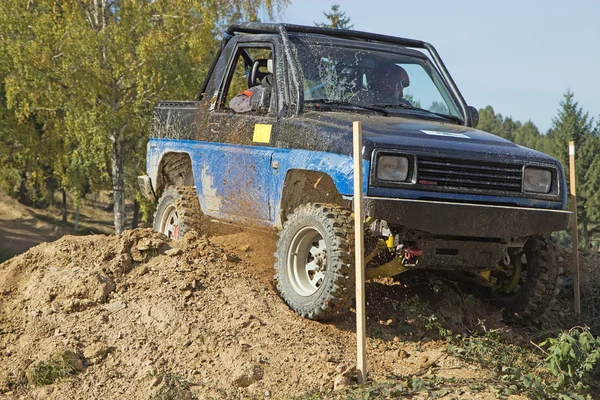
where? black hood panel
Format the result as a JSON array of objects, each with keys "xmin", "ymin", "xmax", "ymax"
[{"xmin": 292, "ymin": 111, "xmax": 557, "ymax": 164}]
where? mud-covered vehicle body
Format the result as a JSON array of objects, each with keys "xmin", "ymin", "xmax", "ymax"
[{"xmin": 140, "ymin": 23, "xmax": 572, "ymax": 321}]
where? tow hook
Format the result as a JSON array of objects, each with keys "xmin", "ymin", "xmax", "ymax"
[{"xmin": 401, "ymin": 244, "xmax": 422, "ymax": 267}]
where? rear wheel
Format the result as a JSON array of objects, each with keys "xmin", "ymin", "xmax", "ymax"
[
  {"xmin": 490, "ymin": 235, "xmax": 560, "ymax": 322},
  {"xmin": 275, "ymin": 203, "xmax": 354, "ymax": 320},
  {"xmin": 154, "ymin": 186, "xmax": 202, "ymax": 239}
]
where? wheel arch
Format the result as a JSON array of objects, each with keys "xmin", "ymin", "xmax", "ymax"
[
  {"xmin": 154, "ymin": 152, "xmax": 195, "ymax": 199},
  {"xmin": 276, "ymin": 169, "xmax": 350, "ymax": 228}
]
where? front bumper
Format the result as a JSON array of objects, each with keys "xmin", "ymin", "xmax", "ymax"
[{"xmin": 364, "ymin": 196, "xmax": 573, "ymax": 238}]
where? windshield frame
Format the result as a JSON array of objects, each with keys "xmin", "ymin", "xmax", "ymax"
[{"xmin": 289, "ymin": 34, "xmax": 466, "ymax": 124}]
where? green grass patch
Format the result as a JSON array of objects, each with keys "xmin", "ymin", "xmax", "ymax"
[
  {"xmin": 26, "ymin": 351, "xmax": 82, "ymax": 386},
  {"xmin": 150, "ymin": 374, "xmax": 197, "ymax": 400}
]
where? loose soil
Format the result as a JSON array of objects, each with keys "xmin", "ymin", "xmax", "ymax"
[
  {"xmin": 0, "ymin": 224, "xmax": 529, "ymax": 400},
  {"xmin": 0, "ymin": 193, "xmax": 595, "ymax": 399}
]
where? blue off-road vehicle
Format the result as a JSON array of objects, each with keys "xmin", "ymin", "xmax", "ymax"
[{"xmin": 139, "ymin": 23, "xmax": 572, "ymax": 322}]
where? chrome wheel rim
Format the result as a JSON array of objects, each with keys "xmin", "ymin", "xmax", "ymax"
[
  {"xmin": 287, "ymin": 226, "xmax": 328, "ymax": 296},
  {"xmin": 160, "ymin": 204, "xmax": 180, "ymax": 239}
]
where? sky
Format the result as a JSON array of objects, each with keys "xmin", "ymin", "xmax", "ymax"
[{"xmin": 271, "ymin": 0, "xmax": 599, "ymax": 133}]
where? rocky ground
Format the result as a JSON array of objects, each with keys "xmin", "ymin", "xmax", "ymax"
[{"xmin": 0, "ymin": 224, "xmax": 598, "ymax": 399}]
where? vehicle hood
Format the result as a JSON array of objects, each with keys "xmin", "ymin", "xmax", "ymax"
[{"xmin": 300, "ymin": 111, "xmax": 557, "ymax": 164}]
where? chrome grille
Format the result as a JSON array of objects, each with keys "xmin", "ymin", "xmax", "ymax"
[{"xmin": 417, "ymin": 156, "xmax": 523, "ymax": 193}]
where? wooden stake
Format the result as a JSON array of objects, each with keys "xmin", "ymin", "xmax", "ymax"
[
  {"xmin": 353, "ymin": 121, "xmax": 367, "ymax": 384},
  {"xmin": 569, "ymin": 141, "xmax": 581, "ymax": 314}
]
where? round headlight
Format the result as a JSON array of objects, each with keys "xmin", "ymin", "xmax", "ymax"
[
  {"xmin": 377, "ymin": 155, "xmax": 409, "ymax": 182},
  {"xmin": 523, "ymin": 167, "xmax": 552, "ymax": 193}
]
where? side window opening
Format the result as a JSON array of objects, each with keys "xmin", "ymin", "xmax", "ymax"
[{"xmin": 221, "ymin": 46, "xmax": 273, "ymax": 111}]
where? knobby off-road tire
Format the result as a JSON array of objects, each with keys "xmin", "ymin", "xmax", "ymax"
[
  {"xmin": 153, "ymin": 186, "xmax": 203, "ymax": 240},
  {"xmin": 275, "ymin": 203, "xmax": 355, "ymax": 320},
  {"xmin": 492, "ymin": 234, "xmax": 561, "ymax": 323}
]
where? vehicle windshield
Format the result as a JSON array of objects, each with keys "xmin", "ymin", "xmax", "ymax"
[{"xmin": 291, "ymin": 38, "xmax": 462, "ymax": 120}]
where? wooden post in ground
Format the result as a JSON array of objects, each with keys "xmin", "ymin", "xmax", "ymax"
[
  {"xmin": 569, "ymin": 141, "xmax": 581, "ymax": 314},
  {"xmin": 353, "ymin": 121, "xmax": 367, "ymax": 384}
]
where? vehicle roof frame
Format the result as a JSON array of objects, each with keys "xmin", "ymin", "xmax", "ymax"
[{"xmin": 198, "ymin": 22, "xmax": 471, "ymax": 126}]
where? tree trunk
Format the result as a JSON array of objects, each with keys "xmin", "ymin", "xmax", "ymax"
[
  {"xmin": 18, "ymin": 171, "xmax": 28, "ymax": 204},
  {"xmin": 73, "ymin": 204, "xmax": 80, "ymax": 234},
  {"xmin": 132, "ymin": 199, "xmax": 140, "ymax": 229},
  {"xmin": 62, "ymin": 189, "xmax": 68, "ymax": 223},
  {"xmin": 111, "ymin": 132, "xmax": 126, "ymax": 234}
]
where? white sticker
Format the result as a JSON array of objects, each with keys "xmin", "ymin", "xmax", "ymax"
[
  {"xmin": 569, "ymin": 145, "xmax": 575, "ymax": 156},
  {"xmin": 421, "ymin": 130, "xmax": 470, "ymax": 139}
]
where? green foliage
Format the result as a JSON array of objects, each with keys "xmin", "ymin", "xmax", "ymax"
[
  {"xmin": 396, "ymin": 295, "xmax": 452, "ymax": 339},
  {"xmin": 315, "ymin": 4, "xmax": 354, "ymax": 29},
  {"xmin": 0, "ymin": 0, "xmax": 289, "ymax": 231},
  {"xmin": 477, "ymin": 105, "xmax": 543, "ymax": 149},
  {"xmin": 150, "ymin": 373, "xmax": 197, "ymax": 400},
  {"xmin": 545, "ymin": 91, "xmax": 600, "ymax": 247},
  {"xmin": 26, "ymin": 351, "xmax": 81, "ymax": 386},
  {"xmin": 448, "ymin": 330, "xmax": 535, "ymax": 382},
  {"xmin": 538, "ymin": 327, "xmax": 600, "ymax": 397},
  {"xmin": 449, "ymin": 326, "xmax": 600, "ymax": 399}
]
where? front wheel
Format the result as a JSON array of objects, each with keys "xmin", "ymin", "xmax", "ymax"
[
  {"xmin": 274, "ymin": 203, "xmax": 355, "ymax": 320},
  {"xmin": 490, "ymin": 235, "xmax": 561, "ymax": 322},
  {"xmin": 153, "ymin": 186, "xmax": 202, "ymax": 239}
]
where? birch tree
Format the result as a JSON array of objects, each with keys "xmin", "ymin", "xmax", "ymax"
[{"xmin": 0, "ymin": 0, "xmax": 288, "ymax": 233}]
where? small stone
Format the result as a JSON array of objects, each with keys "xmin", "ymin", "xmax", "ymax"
[
  {"xmin": 59, "ymin": 350, "xmax": 84, "ymax": 371},
  {"xmin": 164, "ymin": 248, "xmax": 182, "ymax": 257},
  {"xmin": 333, "ymin": 374, "xmax": 352, "ymax": 391},
  {"xmin": 83, "ymin": 343, "xmax": 108, "ymax": 363},
  {"xmin": 41, "ymin": 306, "xmax": 54, "ymax": 316},
  {"xmin": 136, "ymin": 266, "xmax": 149, "ymax": 276},
  {"xmin": 232, "ymin": 364, "xmax": 263, "ymax": 388},
  {"xmin": 151, "ymin": 375, "xmax": 162, "ymax": 387},
  {"xmin": 398, "ymin": 349, "xmax": 410, "ymax": 359},
  {"xmin": 104, "ymin": 301, "xmax": 127, "ymax": 313},
  {"xmin": 239, "ymin": 245, "xmax": 250, "ymax": 252},
  {"xmin": 223, "ymin": 253, "xmax": 237, "ymax": 262},
  {"xmin": 393, "ymin": 336, "xmax": 401, "ymax": 343},
  {"xmin": 137, "ymin": 239, "xmax": 151, "ymax": 251}
]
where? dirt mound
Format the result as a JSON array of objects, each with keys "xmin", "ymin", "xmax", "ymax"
[{"xmin": 1, "ymin": 228, "xmax": 532, "ymax": 399}]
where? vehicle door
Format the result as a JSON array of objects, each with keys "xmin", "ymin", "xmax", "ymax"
[{"xmin": 201, "ymin": 42, "xmax": 278, "ymax": 224}]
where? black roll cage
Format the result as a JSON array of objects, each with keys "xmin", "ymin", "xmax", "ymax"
[{"xmin": 196, "ymin": 22, "xmax": 471, "ymax": 126}]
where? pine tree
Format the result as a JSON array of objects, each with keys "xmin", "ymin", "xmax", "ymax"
[
  {"xmin": 546, "ymin": 90, "xmax": 599, "ymax": 248},
  {"xmin": 315, "ymin": 4, "xmax": 354, "ymax": 29}
]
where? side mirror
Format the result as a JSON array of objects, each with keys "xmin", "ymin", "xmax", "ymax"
[
  {"xmin": 468, "ymin": 106, "xmax": 479, "ymax": 128},
  {"xmin": 250, "ymin": 86, "xmax": 271, "ymax": 113}
]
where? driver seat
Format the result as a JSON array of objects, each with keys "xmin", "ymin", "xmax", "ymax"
[{"xmin": 248, "ymin": 59, "xmax": 273, "ymax": 87}]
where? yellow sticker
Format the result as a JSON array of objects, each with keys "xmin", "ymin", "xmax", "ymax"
[{"xmin": 253, "ymin": 124, "xmax": 272, "ymax": 143}]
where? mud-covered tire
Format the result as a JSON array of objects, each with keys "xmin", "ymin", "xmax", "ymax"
[
  {"xmin": 492, "ymin": 235, "xmax": 561, "ymax": 323},
  {"xmin": 153, "ymin": 186, "xmax": 203, "ymax": 240},
  {"xmin": 274, "ymin": 203, "xmax": 355, "ymax": 320}
]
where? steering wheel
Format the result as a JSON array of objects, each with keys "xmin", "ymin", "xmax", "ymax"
[{"xmin": 248, "ymin": 59, "xmax": 269, "ymax": 88}]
